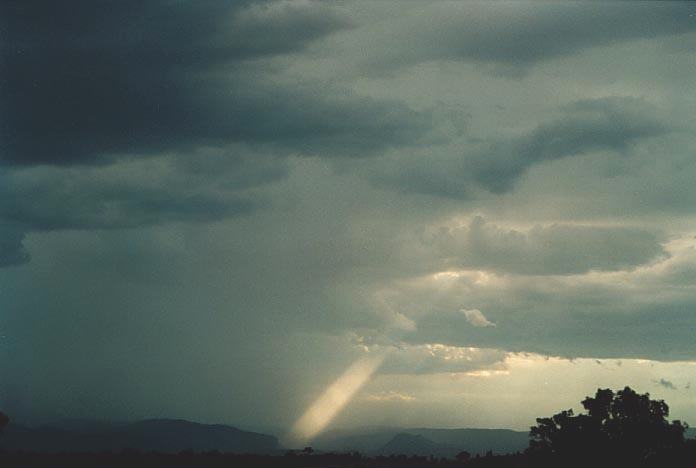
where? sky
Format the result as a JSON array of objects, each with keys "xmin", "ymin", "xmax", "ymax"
[{"xmin": 2, "ymin": 0, "xmax": 696, "ymax": 440}]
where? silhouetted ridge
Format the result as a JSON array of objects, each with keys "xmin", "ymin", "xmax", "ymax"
[
  {"xmin": 410, "ymin": 428, "xmax": 528, "ymax": 454},
  {"xmin": 312, "ymin": 427, "xmax": 527, "ymax": 456},
  {"xmin": 0, "ymin": 419, "xmax": 280, "ymax": 454},
  {"xmin": 378, "ymin": 433, "xmax": 443, "ymax": 456}
]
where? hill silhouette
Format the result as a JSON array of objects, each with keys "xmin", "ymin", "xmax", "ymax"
[
  {"xmin": 312, "ymin": 427, "xmax": 528, "ymax": 456},
  {"xmin": 377, "ymin": 433, "xmax": 444, "ymax": 456},
  {"xmin": 0, "ymin": 419, "xmax": 280, "ymax": 454}
]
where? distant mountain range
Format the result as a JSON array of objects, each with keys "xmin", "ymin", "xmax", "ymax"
[
  {"xmin": 311, "ymin": 426, "xmax": 530, "ymax": 456},
  {"xmin": 377, "ymin": 433, "xmax": 445, "ymax": 456},
  {"xmin": 2, "ymin": 420, "xmax": 693, "ymax": 456},
  {"xmin": 0, "ymin": 419, "xmax": 280, "ymax": 454},
  {"xmin": 314, "ymin": 426, "xmax": 696, "ymax": 457}
]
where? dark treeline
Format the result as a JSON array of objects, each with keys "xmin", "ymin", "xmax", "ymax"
[{"xmin": 2, "ymin": 447, "xmax": 696, "ymax": 468}]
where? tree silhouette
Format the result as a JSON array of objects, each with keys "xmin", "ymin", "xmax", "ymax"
[{"xmin": 529, "ymin": 387, "xmax": 686, "ymax": 462}]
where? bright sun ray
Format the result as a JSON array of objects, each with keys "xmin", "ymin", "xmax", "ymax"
[
  {"xmin": 286, "ymin": 354, "xmax": 386, "ymax": 446},
  {"xmin": 286, "ymin": 268, "xmax": 503, "ymax": 446}
]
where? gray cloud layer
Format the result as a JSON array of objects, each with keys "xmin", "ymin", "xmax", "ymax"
[
  {"xmin": 375, "ymin": 97, "xmax": 667, "ymax": 196},
  {"xmin": 470, "ymin": 97, "xmax": 667, "ymax": 193},
  {"xmin": 431, "ymin": 216, "xmax": 668, "ymax": 275},
  {"xmin": 356, "ymin": 2, "xmax": 696, "ymax": 73}
]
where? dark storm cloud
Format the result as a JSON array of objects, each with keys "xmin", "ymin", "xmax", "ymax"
[
  {"xmin": 0, "ymin": 147, "xmax": 287, "ymax": 268},
  {"xmin": 3, "ymin": 184, "xmax": 252, "ymax": 231},
  {"xmin": 376, "ymin": 96, "xmax": 667, "ymax": 196},
  {"xmin": 431, "ymin": 216, "xmax": 668, "ymax": 275},
  {"xmin": 0, "ymin": 150, "xmax": 283, "ymax": 232},
  {"xmin": 0, "ymin": 0, "xmax": 430, "ymax": 166},
  {"xmin": 368, "ymin": 2, "xmax": 696, "ymax": 73},
  {"xmin": 471, "ymin": 97, "xmax": 668, "ymax": 193},
  {"xmin": 0, "ymin": 0, "xmax": 436, "ymax": 268}
]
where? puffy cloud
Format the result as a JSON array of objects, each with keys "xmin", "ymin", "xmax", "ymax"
[{"xmin": 462, "ymin": 309, "xmax": 495, "ymax": 328}]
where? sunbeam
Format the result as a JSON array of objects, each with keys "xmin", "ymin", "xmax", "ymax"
[{"xmin": 286, "ymin": 354, "xmax": 386, "ymax": 446}]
